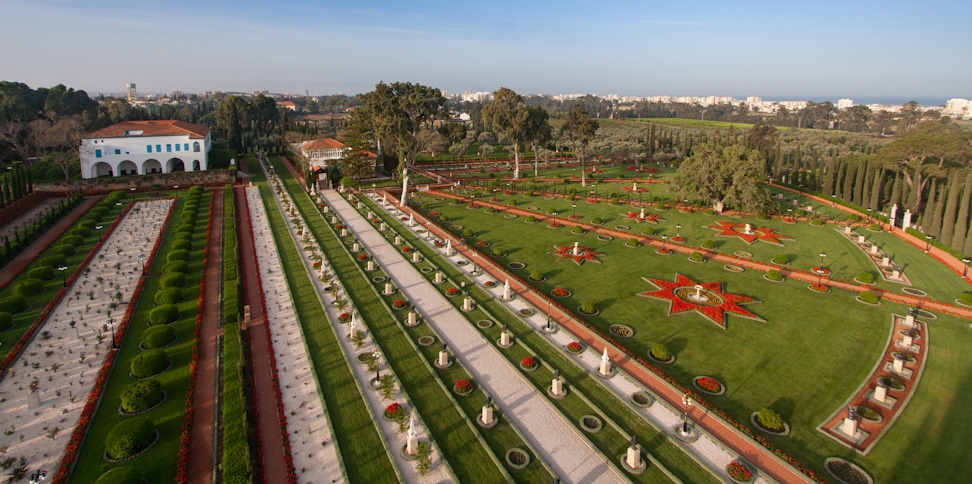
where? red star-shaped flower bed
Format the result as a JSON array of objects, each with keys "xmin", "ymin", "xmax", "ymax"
[
  {"xmin": 706, "ymin": 221, "xmax": 793, "ymax": 246},
  {"xmin": 549, "ymin": 244, "xmax": 602, "ymax": 265},
  {"xmin": 639, "ymin": 273, "xmax": 764, "ymax": 329},
  {"xmin": 625, "ymin": 211, "xmax": 662, "ymax": 224}
]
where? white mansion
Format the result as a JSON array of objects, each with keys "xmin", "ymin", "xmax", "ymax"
[{"xmin": 80, "ymin": 120, "xmax": 212, "ymax": 179}]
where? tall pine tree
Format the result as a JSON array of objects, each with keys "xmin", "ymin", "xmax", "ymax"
[
  {"xmin": 869, "ymin": 168, "xmax": 884, "ymax": 211},
  {"xmin": 928, "ymin": 179, "xmax": 945, "ymax": 238},
  {"xmin": 843, "ymin": 159, "xmax": 858, "ymax": 203},
  {"xmin": 853, "ymin": 159, "xmax": 867, "ymax": 206},
  {"xmin": 941, "ymin": 173, "xmax": 963, "ymax": 246},
  {"xmin": 822, "ymin": 159, "xmax": 837, "ymax": 196},
  {"xmin": 951, "ymin": 172, "xmax": 972, "ymax": 252}
]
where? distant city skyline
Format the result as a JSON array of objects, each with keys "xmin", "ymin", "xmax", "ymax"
[{"xmin": 2, "ymin": 0, "xmax": 969, "ymax": 102}]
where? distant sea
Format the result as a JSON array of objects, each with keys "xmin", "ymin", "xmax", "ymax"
[{"xmin": 762, "ymin": 96, "xmax": 954, "ymax": 107}]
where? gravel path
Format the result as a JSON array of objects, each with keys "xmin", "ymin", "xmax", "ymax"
[
  {"xmin": 0, "ymin": 199, "xmax": 173, "ymax": 477},
  {"xmin": 0, "ymin": 197, "xmax": 65, "ymax": 242},
  {"xmin": 325, "ymin": 190, "xmax": 625, "ymax": 484}
]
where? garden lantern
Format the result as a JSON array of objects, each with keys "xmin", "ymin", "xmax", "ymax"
[
  {"xmin": 964, "ymin": 258, "xmax": 970, "ymax": 277},
  {"xmin": 107, "ymin": 317, "xmax": 116, "ymax": 349},
  {"xmin": 372, "ymin": 349, "xmax": 382, "ymax": 381},
  {"xmin": 681, "ymin": 393, "xmax": 693, "ymax": 433},
  {"xmin": 925, "ymin": 235, "xmax": 932, "ymax": 252},
  {"xmin": 58, "ymin": 265, "xmax": 68, "ymax": 287}
]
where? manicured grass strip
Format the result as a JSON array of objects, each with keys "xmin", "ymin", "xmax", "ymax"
[
  {"xmin": 365, "ymin": 194, "xmax": 719, "ymax": 484},
  {"xmin": 222, "ymin": 185, "xmax": 241, "ymax": 326},
  {"xmin": 69, "ymin": 194, "xmax": 208, "ymax": 483},
  {"xmin": 272, "ymin": 159, "xmax": 544, "ymax": 482},
  {"xmin": 256, "ymin": 184, "xmax": 396, "ymax": 483},
  {"xmin": 221, "ymin": 322, "xmax": 252, "ymax": 483}
]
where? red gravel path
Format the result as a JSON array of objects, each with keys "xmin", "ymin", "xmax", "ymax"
[
  {"xmin": 185, "ymin": 191, "xmax": 225, "ymax": 484},
  {"xmin": 235, "ymin": 184, "xmax": 290, "ymax": 484}
]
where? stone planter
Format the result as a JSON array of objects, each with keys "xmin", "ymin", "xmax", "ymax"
[{"xmin": 750, "ymin": 412, "xmax": 791, "ymax": 436}]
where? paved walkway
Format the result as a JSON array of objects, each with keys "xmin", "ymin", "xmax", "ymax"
[
  {"xmin": 325, "ymin": 190, "xmax": 626, "ymax": 484},
  {"xmin": 0, "ymin": 196, "xmax": 101, "ymax": 289},
  {"xmin": 186, "ymin": 191, "xmax": 225, "ymax": 484},
  {"xmin": 0, "ymin": 197, "xmax": 64, "ymax": 242},
  {"xmin": 235, "ymin": 184, "xmax": 291, "ymax": 484}
]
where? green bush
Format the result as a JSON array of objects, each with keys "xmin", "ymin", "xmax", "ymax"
[
  {"xmin": 170, "ymin": 240, "xmax": 192, "ymax": 252},
  {"xmin": 105, "ymin": 417, "xmax": 156, "ymax": 459},
  {"xmin": 701, "ymin": 239, "xmax": 716, "ymax": 249},
  {"xmin": 38, "ymin": 254, "xmax": 67, "ymax": 268},
  {"xmin": 167, "ymin": 249, "xmax": 191, "ymax": 262},
  {"xmin": 89, "ymin": 206, "xmax": 110, "ymax": 219},
  {"xmin": 162, "ymin": 260, "xmax": 189, "ymax": 274},
  {"xmin": 0, "ymin": 311, "xmax": 12, "ymax": 331},
  {"xmin": 492, "ymin": 247, "xmax": 504, "ymax": 257},
  {"xmin": 689, "ymin": 251, "xmax": 704, "ymax": 262},
  {"xmin": 857, "ymin": 271, "xmax": 875, "ymax": 284},
  {"xmin": 96, "ymin": 466, "xmax": 142, "ymax": 484},
  {"xmin": 14, "ymin": 279, "xmax": 45, "ymax": 297},
  {"xmin": 141, "ymin": 325, "xmax": 175, "ymax": 349},
  {"xmin": 868, "ymin": 223, "xmax": 880, "ymax": 231},
  {"xmin": 462, "ymin": 228, "xmax": 474, "ymax": 238},
  {"xmin": 180, "ymin": 214, "xmax": 197, "ymax": 227},
  {"xmin": 53, "ymin": 244, "xmax": 76, "ymax": 257},
  {"xmin": 960, "ymin": 293, "xmax": 972, "ymax": 306},
  {"xmin": 766, "ymin": 270, "xmax": 782, "ymax": 281},
  {"xmin": 641, "ymin": 227, "xmax": 654, "ymax": 236},
  {"xmin": 155, "ymin": 288, "xmax": 184, "ymax": 305},
  {"xmin": 149, "ymin": 304, "xmax": 180, "ymax": 325},
  {"xmin": 526, "ymin": 215, "xmax": 536, "ymax": 223},
  {"xmin": 173, "ymin": 232, "xmax": 193, "ymax": 244},
  {"xmin": 106, "ymin": 190, "xmax": 126, "ymax": 203},
  {"xmin": 794, "ymin": 209, "xmax": 806, "ymax": 217},
  {"xmin": 650, "ymin": 342, "xmax": 671, "ymax": 361},
  {"xmin": 591, "ymin": 216, "xmax": 603, "ymax": 224},
  {"xmin": 439, "ymin": 215, "xmax": 449, "ymax": 222},
  {"xmin": 188, "ymin": 185, "xmax": 203, "ymax": 196},
  {"xmin": 626, "ymin": 237, "xmax": 638, "ymax": 247},
  {"xmin": 810, "ymin": 218, "xmax": 824, "ymax": 226},
  {"xmin": 61, "ymin": 235, "xmax": 84, "ymax": 247},
  {"xmin": 772, "ymin": 254, "xmax": 789, "ymax": 265},
  {"xmin": 529, "ymin": 269, "xmax": 544, "ymax": 281},
  {"xmin": 130, "ymin": 349, "xmax": 167, "ymax": 378},
  {"xmin": 609, "ymin": 199, "xmax": 620, "ymax": 205},
  {"xmin": 70, "ymin": 226, "xmax": 91, "ymax": 238},
  {"xmin": 120, "ymin": 379, "xmax": 164, "ymax": 413},
  {"xmin": 160, "ymin": 273, "xmax": 186, "ymax": 288},
  {"xmin": 177, "ymin": 221, "xmax": 196, "ymax": 233},
  {"xmin": 580, "ymin": 301, "xmax": 597, "ymax": 314},
  {"xmin": 757, "ymin": 408, "xmax": 784, "ymax": 431},
  {"xmin": 859, "ymin": 291, "xmax": 879, "ymax": 304},
  {"xmin": 571, "ymin": 225, "xmax": 585, "ymax": 234},
  {"xmin": 28, "ymin": 266, "xmax": 55, "ymax": 281}
]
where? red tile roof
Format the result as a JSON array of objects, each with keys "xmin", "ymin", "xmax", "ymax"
[
  {"xmin": 277, "ymin": 101, "xmax": 296, "ymax": 107},
  {"xmin": 301, "ymin": 138, "xmax": 346, "ymax": 150},
  {"xmin": 86, "ymin": 120, "xmax": 210, "ymax": 139}
]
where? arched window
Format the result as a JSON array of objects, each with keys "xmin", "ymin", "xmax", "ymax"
[{"xmin": 193, "ymin": 142, "xmax": 200, "ymax": 152}]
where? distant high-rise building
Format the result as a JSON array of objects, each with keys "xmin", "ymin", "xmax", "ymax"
[
  {"xmin": 837, "ymin": 98, "xmax": 854, "ymax": 110},
  {"xmin": 126, "ymin": 83, "xmax": 137, "ymax": 103}
]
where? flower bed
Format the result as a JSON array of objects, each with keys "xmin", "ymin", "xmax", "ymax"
[
  {"xmin": 446, "ymin": 287, "xmax": 460, "ymax": 297},
  {"xmin": 392, "ymin": 299, "xmax": 408, "ymax": 309},
  {"xmin": 520, "ymin": 356, "xmax": 538, "ymax": 371},
  {"xmin": 609, "ymin": 324, "xmax": 634, "ymax": 338},
  {"xmin": 338, "ymin": 312, "xmax": 352, "ymax": 322},
  {"xmin": 693, "ymin": 376, "xmax": 725, "ymax": 395},
  {"xmin": 552, "ymin": 287, "xmax": 571, "ymax": 298},
  {"xmin": 454, "ymin": 378, "xmax": 473, "ymax": 395},
  {"xmin": 476, "ymin": 319, "xmax": 494, "ymax": 329},
  {"xmin": 401, "ymin": 246, "xmax": 412, "ymax": 253},
  {"xmin": 824, "ymin": 458, "xmax": 872, "ymax": 484},
  {"xmin": 484, "ymin": 280, "xmax": 497, "ymax": 288},
  {"xmin": 357, "ymin": 253, "xmax": 370, "ymax": 261},
  {"xmin": 567, "ymin": 341, "xmax": 583, "ymax": 354},
  {"xmin": 384, "ymin": 402, "xmax": 404, "ymax": 420},
  {"xmin": 727, "ymin": 460, "xmax": 754, "ymax": 482}
]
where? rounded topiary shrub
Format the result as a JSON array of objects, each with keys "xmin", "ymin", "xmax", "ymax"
[
  {"xmin": 571, "ymin": 225, "xmax": 585, "ymax": 234},
  {"xmin": 641, "ymin": 226, "xmax": 654, "ymax": 236},
  {"xmin": 141, "ymin": 325, "xmax": 175, "ymax": 349},
  {"xmin": 689, "ymin": 251, "xmax": 704, "ymax": 262},
  {"xmin": 130, "ymin": 349, "xmax": 167, "ymax": 378},
  {"xmin": 79, "ymin": 217, "xmax": 98, "ymax": 229},
  {"xmin": 188, "ymin": 185, "xmax": 203, "ymax": 196},
  {"xmin": 859, "ymin": 291, "xmax": 879, "ymax": 304},
  {"xmin": 580, "ymin": 301, "xmax": 597, "ymax": 314},
  {"xmin": 0, "ymin": 295, "xmax": 28, "ymax": 314},
  {"xmin": 29, "ymin": 266, "xmax": 55, "ymax": 281},
  {"xmin": 960, "ymin": 292, "xmax": 972, "ymax": 306},
  {"xmin": 173, "ymin": 232, "xmax": 193, "ymax": 244},
  {"xmin": 462, "ymin": 228, "xmax": 475, "ymax": 238},
  {"xmin": 526, "ymin": 215, "xmax": 536, "ymax": 223},
  {"xmin": 180, "ymin": 214, "xmax": 197, "ymax": 227},
  {"xmin": 70, "ymin": 226, "xmax": 91, "ymax": 238},
  {"xmin": 105, "ymin": 416, "xmax": 156, "ymax": 459},
  {"xmin": 155, "ymin": 288, "xmax": 184, "ymax": 305},
  {"xmin": 810, "ymin": 218, "xmax": 824, "ymax": 226},
  {"xmin": 162, "ymin": 260, "xmax": 189, "ymax": 274},
  {"xmin": 167, "ymin": 249, "xmax": 190, "ymax": 262},
  {"xmin": 0, "ymin": 311, "xmax": 12, "ymax": 331},
  {"xmin": 857, "ymin": 271, "xmax": 875, "ymax": 284},
  {"xmin": 149, "ymin": 304, "xmax": 180, "ymax": 325},
  {"xmin": 53, "ymin": 244, "xmax": 76, "ymax": 257},
  {"xmin": 529, "ymin": 269, "xmax": 544, "ymax": 281},
  {"xmin": 591, "ymin": 216, "xmax": 603, "ymax": 224},
  {"xmin": 14, "ymin": 279, "xmax": 45, "ymax": 297},
  {"xmin": 61, "ymin": 235, "xmax": 84, "ymax": 247},
  {"xmin": 160, "ymin": 273, "xmax": 186, "ymax": 288},
  {"xmin": 439, "ymin": 214, "xmax": 450, "ymax": 222},
  {"xmin": 627, "ymin": 237, "xmax": 639, "ymax": 247},
  {"xmin": 757, "ymin": 407, "xmax": 784, "ymax": 431},
  {"xmin": 89, "ymin": 206, "xmax": 110, "ymax": 219},
  {"xmin": 765, "ymin": 269, "xmax": 782, "ymax": 281},
  {"xmin": 96, "ymin": 466, "xmax": 142, "ymax": 484},
  {"xmin": 772, "ymin": 254, "xmax": 789, "ymax": 265},
  {"xmin": 177, "ymin": 221, "xmax": 196, "ymax": 233},
  {"xmin": 120, "ymin": 379, "xmax": 164, "ymax": 414},
  {"xmin": 651, "ymin": 342, "xmax": 671, "ymax": 361},
  {"xmin": 39, "ymin": 254, "xmax": 67, "ymax": 268},
  {"xmin": 701, "ymin": 239, "xmax": 716, "ymax": 249},
  {"xmin": 170, "ymin": 240, "xmax": 192, "ymax": 252},
  {"xmin": 492, "ymin": 247, "xmax": 504, "ymax": 257}
]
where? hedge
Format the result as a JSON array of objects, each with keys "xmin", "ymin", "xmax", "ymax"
[
  {"xmin": 61, "ymin": 235, "xmax": 84, "ymax": 247},
  {"xmin": 149, "ymin": 304, "xmax": 180, "ymax": 325},
  {"xmin": 170, "ymin": 240, "xmax": 192, "ymax": 252},
  {"xmin": 106, "ymin": 417, "xmax": 156, "ymax": 460},
  {"xmin": 95, "ymin": 466, "xmax": 142, "ymax": 484},
  {"xmin": 120, "ymin": 379, "xmax": 164, "ymax": 414},
  {"xmin": 167, "ymin": 250, "xmax": 191, "ymax": 262},
  {"xmin": 53, "ymin": 244, "xmax": 76, "ymax": 257},
  {"xmin": 0, "ymin": 295, "xmax": 27, "ymax": 313},
  {"xmin": 131, "ymin": 349, "xmax": 167, "ymax": 378},
  {"xmin": 162, "ymin": 261, "xmax": 189, "ymax": 274},
  {"xmin": 28, "ymin": 266, "xmax": 55, "ymax": 281},
  {"xmin": 0, "ymin": 311, "xmax": 12, "ymax": 331},
  {"xmin": 155, "ymin": 288, "xmax": 184, "ymax": 305},
  {"xmin": 141, "ymin": 325, "xmax": 176, "ymax": 349},
  {"xmin": 38, "ymin": 254, "xmax": 67, "ymax": 268},
  {"xmin": 14, "ymin": 278, "xmax": 45, "ymax": 297},
  {"xmin": 160, "ymin": 273, "xmax": 186, "ymax": 289}
]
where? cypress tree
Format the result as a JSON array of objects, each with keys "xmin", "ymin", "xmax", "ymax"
[
  {"xmin": 889, "ymin": 172, "xmax": 902, "ymax": 210},
  {"xmin": 928, "ymin": 179, "xmax": 945, "ymax": 238},
  {"xmin": 26, "ymin": 167, "xmax": 32, "ymax": 193},
  {"xmin": 774, "ymin": 143, "xmax": 783, "ymax": 181},
  {"xmin": 861, "ymin": 163, "xmax": 874, "ymax": 209},
  {"xmin": 941, "ymin": 173, "xmax": 963, "ymax": 246},
  {"xmin": 962, "ymin": 211, "xmax": 972, "ymax": 257},
  {"xmin": 869, "ymin": 168, "xmax": 884, "ymax": 211},
  {"xmin": 853, "ymin": 159, "xmax": 867, "ymax": 206},
  {"xmin": 843, "ymin": 159, "xmax": 857, "ymax": 202},
  {"xmin": 822, "ymin": 159, "xmax": 837, "ymax": 197},
  {"xmin": 951, "ymin": 172, "xmax": 972, "ymax": 252}
]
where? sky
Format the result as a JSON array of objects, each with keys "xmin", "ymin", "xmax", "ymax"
[{"xmin": 1, "ymin": 0, "xmax": 970, "ymax": 103}]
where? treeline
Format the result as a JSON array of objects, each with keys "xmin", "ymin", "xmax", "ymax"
[
  {"xmin": 0, "ymin": 163, "xmax": 33, "ymax": 208},
  {"xmin": 0, "ymin": 193, "xmax": 83, "ymax": 266}
]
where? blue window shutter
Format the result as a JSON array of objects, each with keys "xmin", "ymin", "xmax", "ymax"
[
  {"xmin": 95, "ymin": 149, "xmax": 102, "ymax": 158},
  {"xmin": 147, "ymin": 145, "xmax": 152, "ymax": 153}
]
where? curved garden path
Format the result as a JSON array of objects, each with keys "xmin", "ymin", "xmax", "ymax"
[
  {"xmin": 235, "ymin": 184, "xmax": 291, "ymax": 484},
  {"xmin": 185, "ymin": 190, "xmax": 224, "ymax": 484}
]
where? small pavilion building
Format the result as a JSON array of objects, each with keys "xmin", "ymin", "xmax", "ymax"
[{"xmin": 80, "ymin": 120, "xmax": 212, "ymax": 179}]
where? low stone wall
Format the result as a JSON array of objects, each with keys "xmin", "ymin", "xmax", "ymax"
[{"xmin": 35, "ymin": 170, "xmax": 236, "ymax": 194}]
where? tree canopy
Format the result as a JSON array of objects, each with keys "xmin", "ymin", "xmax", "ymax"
[
  {"xmin": 482, "ymin": 87, "xmax": 530, "ymax": 178},
  {"xmin": 559, "ymin": 104, "xmax": 599, "ymax": 187},
  {"xmin": 672, "ymin": 142, "xmax": 768, "ymax": 213}
]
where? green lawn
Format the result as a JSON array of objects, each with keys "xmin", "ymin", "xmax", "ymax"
[{"xmin": 407, "ymin": 191, "xmax": 972, "ymax": 483}]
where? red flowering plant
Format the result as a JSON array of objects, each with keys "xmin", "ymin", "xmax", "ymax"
[
  {"xmin": 357, "ymin": 253, "xmax": 369, "ymax": 261},
  {"xmin": 727, "ymin": 461, "xmax": 753, "ymax": 481},
  {"xmin": 521, "ymin": 356, "xmax": 537, "ymax": 368},
  {"xmin": 476, "ymin": 240, "xmax": 489, "ymax": 246},
  {"xmin": 446, "ymin": 287, "xmax": 460, "ymax": 296},
  {"xmin": 393, "ymin": 299, "xmax": 408, "ymax": 309},
  {"xmin": 338, "ymin": 312, "xmax": 351, "ymax": 322},
  {"xmin": 552, "ymin": 287, "xmax": 570, "ymax": 297},
  {"xmin": 385, "ymin": 402, "xmax": 403, "ymax": 418},
  {"xmin": 454, "ymin": 378, "xmax": 473, "ymax": 393},
  {"xmin": 312, "ymin": 260, "xmax": 322, "ymax": 268},
  {"xmin": 335, "ymin": 223, "xmax": 343, "ymax": 229},
  {"xmin": 401, "ymin": 216, "xmax": 409, "ymax": 221},
  {"xmin": 695, "ymin": 376, "xmax": 723, "ymax": 393},
  {"xmin": 401, "ymin": 246, "xmax": 412, "ymax": 253},
  {"xmin": 372, "ymin": 219, "xmax": 381, "ymax": 224},
  {"xmin": 429, "ymin": 211, "xmax": 440, "ymax": 217},
  {"xmin": 434, "ymin": 240, "xmax": 444, "ymax": 247},
  {"xmin": 567, "ymin": 341, "xmax": 582, "ymax": 353}
]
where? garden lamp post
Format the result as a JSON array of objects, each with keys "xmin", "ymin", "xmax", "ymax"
[
  {"xmin": 964, "ymin": 258, "xmax": 971, "ymax": 278},
  {"xmin": 675, "ymin": 224, "xmax": 681, "ymax": 239},
  {"xmin": 592, "ymin": 183, "xmax": 597, "ymax": 200},
  {"xmin": 139, "ymin": 255, "xmax": 146, "ymax": 274},
  {"xmin": 95, "ymin": 225, "xmax": 104, "ymax": 241},
  {"xmin": 28, "ymin": 469, "xmax": 46, "ymax": 484},
  {"xmin": 372, "ymin": 183, "xmax": 377, "ymax": 193},
  {"xmin": 661, "ymin": 235, "xmax": 668, "ymax": 252},
  {"xmin": 866, "ymin": 208, "xmax": 872, "ymax": 225},
  {"xmin": 107, "ymin": 317, "xmax": 116, "ymax": 349},
  {"xmin": 925, "ymin": 235, "xmax": 932, "ymax": 252},
  {"xmin": 683, "ymin": 198, "xmax": 688, "ymax": 209},
  {"xmin": 372, "ymin": 349, "xmax": 382, "ymax": 381},
  {"xmin": 817, "ymin": 252, "xmax": 827, "ymax": 288},
  {"xmin": 798, "ymin": 184, "xmax": 804, "ymax": 195},
  {"xmin": 681, "ymin": 393, "xmax": 693, "ymax": 433},
  {"xmin": 571, "ymin": 203, "xmax": 576, "ymax": 219},
  {"xmin": 58, "ymin": 265, "xmax": 68, "ymax": 287}
]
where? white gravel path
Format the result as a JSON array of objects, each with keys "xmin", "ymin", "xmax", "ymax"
[
  {"xmin": 0, "ymin": 198, "xmax": 172, "ymax": 477},
  {"xmin": 325, "ymin": 190, "xmax": 626, "ymax": 484},
  {"xmin": 385, "ymin": 194, "xmax": 775, "ymax": 484},
  {"xmin": 0, "ymin": 197, "xmax": 65, "ymax": 242}
]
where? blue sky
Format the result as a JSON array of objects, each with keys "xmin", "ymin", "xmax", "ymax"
[{"xmin": 1, "ymin": 0, "xmax": 969, "ymax": 102}]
